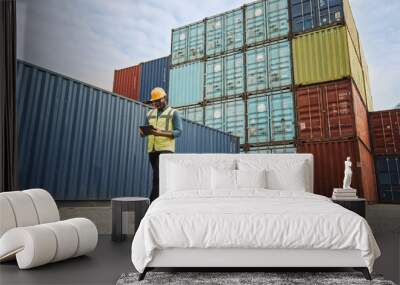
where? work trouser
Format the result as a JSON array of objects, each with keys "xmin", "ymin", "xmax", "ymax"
[{"xmin": 148, "ymin": 151, "xmax": 173, "ymax": 202}]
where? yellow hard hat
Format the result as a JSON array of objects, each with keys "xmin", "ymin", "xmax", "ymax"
[{"xmin": 150, "ymin": 87, "xmax": 167, "ymax": 101}]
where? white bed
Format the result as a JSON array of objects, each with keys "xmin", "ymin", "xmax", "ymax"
[{"xmin": 131, "ymin": 154, "xmax": 380, "ymax": 280}]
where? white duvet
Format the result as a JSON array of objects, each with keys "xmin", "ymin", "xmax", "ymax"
[{"xmin": 131, "ymin": 190, "xmax": 380, "ymax": 273}]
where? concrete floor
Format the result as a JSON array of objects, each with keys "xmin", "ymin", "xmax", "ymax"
[
  {"xmin": 0, "ymin": 236, "xmax": 133, "ymax": 285},
  {"xmin": 1, "ymin": 204, "xmax": 399, "ymax": 285}
]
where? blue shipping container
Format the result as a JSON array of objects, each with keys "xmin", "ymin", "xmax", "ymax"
[
  {"xmin": 178, "ymin": 106, "xmax": 204, "ymax": 125},
  {"xmin": 169, "ymin": 61, "xmax": 204, "ymax": 107},
  {"xmin": 171, "ymin": 22, "xmax": 205, "ymax": 65},
  {"xmin": 375, "ymin": 156, "xmax": 400, "ymax": 203},
  {"xmin": 16, "ymin": 61, "xmax": 239, "ymax": 200},
  {"xmin": 139, "ymin": 56, "xmax": 170, "ymax": 102},
  {"xmin": 291, "ymin": 0, "xmax": 344, "ymax": 34},
  {"xmin": 247, "ymin": 90, "xmax": 295, "ymax": 143}
]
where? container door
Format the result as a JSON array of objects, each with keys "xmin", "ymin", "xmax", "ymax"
[
  {"xmin": 376, "ymin": 157, "xmax": 400, "ymax": 203},
  {"xmin": 205, "ymin": 58, "xmax": 224, "ymax": 99},
  {"xmin": 266, "ymin": 0, "xmax": 289, "ymax": 40},
  {"xmin": 224, "ymin": 9, "xmax": 243, "ymax": 53},
  {"xmin": 246, "ymin": 46, "xmax": 268, "ymax": 93},
  {"xmin": 224, "ymin": 53, "xmax": 244, "ymax": 96},
  {"xmin": 225, "ymin": 99, "xmax": 245, "ymax": 144},
  {"xmin": 205, "ymin": 103, "xmax": 224, "ymax": 131},
  {"xmin": 247, "ymin": 95, "xmax": 270, "ymax": 144},
  {"xmin": 290, "ymin": 0, "xmax": 316, "ymax": 34},
  {"xmin": 270, "ymin": 91, "xmax": 295, "ymax": 141},
  {"xmin": 268, "ymin": 40, "xmax": 292, "ymax": 88},
  {"xmin": 246, "ymin": 1, "xmax": 266, "ymax": 45},
  {"xmin": 324, "ymin": 81, "xmax": 354, "ymax": 139},
  {"xmin": 296, "ymin": 85, "xmax": 324, "ymax": 140},
  {"xmin": 188, "ymin": 22, "xmax": 205, "ymax": 61},
  {"xmin": 172, "ymin": 27, "xmax": 188, "ymax": 65},
  {"xmin": 206, "ymin": 16, "xmax": 224, "ymax": 57},
  {"xmin": 317, "ymin": 0, "xmax": 343, "ymax": 27}
]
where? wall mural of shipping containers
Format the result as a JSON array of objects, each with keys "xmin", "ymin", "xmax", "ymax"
[
  {"xmin": 245, "ymin": 0, "xmax": 289, "ymax": 46},
  {"xmin": 169, "ymin": 61, "xmax": 204, "ymax": 107},
  {"xmin": 375, "ymin": 156, "xmax": 400, "ymax": 203},
  {"xmin": 246, "ymin": 40, "xmax": 291, "ymax": 93},
  {"xmin": 139, "ymin": 56, "xmax": 170, "ymax": 102},
  {"xmin": 247, "ymin": 90, "xmax": 295, "ymax": 144},
  {"xmin": 17, "ymin": 61, "xmax": 239, "ymax": 200},
  {"xmin": 171, "ymin": 21, "xmax": 205, "ymax": 65}
]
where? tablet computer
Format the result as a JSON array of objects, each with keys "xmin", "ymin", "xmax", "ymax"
[{"xmin": 139, "ymin": 125, "xmax": 155, "ymax": 135}]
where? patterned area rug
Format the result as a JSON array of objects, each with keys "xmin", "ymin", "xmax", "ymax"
[{"xmin": 116, "ymin": 272, "xmax": 396, "ymax": 285}]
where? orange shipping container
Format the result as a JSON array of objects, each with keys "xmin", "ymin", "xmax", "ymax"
[
  {"xmin": 113, "ymin": 65, "xmax": 141, "ymax": 101},
  {"xmin": 296, "ymin": 79, "xmax": 371, "ymax": 150},
  {"xmin": 369, "ymin": 109, "xmax": 400, "ymax": 155},
  {"xmin": 297, "ymin": 138, "xmax": 378, "ymax": 202}
]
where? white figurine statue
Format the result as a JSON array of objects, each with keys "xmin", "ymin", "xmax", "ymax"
[{"xmin": 343, "ymin": 157, "xmax": 353, "ymax": 189}]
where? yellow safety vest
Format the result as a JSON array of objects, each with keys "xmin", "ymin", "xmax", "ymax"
[{"xmin": 147, "ymin": 106, "xmax": 176, "ymax": 153}]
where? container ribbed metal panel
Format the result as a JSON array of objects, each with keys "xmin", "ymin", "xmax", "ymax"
[
  {"xmin": 293, "ymin": 26, "xmax": 366, "ymax": 103},
  {"xmin": 171, "ymin": 22, "xmax": 205, "ymax": 65},
  {"xmin": 139, "ymin": 56, "xmax": 170, "ymax": 102},
  {"xmin": 246, "ymin": 144, "xmax": 296, "ymax": 153},
  {"xmin": 178, "ymin": 106, "xmax": 204, "ymax": 125},
  {"xmin": 375, "ymin": 156, "xmax": 400, "ymax": 203},
  {"xmin": 16, "ymin": 61, "xmax": 239, "ymax": 200},
  {"xmin": 169, "ymin": 61, "xmax": 204, "ymax": 107}
]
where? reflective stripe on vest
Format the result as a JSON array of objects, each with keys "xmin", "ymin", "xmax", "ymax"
[{"xmin": 147, "ymin": 106, "xmax": 176, "ymax": 153}]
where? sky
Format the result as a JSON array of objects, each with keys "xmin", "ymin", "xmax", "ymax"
[{"xmin": 16, "ymin": 0, "xmax": 399, "ymax": 110}]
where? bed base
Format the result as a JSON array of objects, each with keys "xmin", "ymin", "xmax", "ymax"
[
  {"xmin": 138, "ymin": 248, "xmax": 372, "ymax": 281},
  {"xmin": 138, "ymin": 267, "xmax": 371, "ymax": 281}
]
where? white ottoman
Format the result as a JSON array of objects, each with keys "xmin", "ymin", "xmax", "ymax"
[{"xmin": 0, "ymin": 189, "xmax": 98, "ymax": 269}]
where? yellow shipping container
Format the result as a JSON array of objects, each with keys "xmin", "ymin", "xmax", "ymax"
[
  {"xmin": 293, "ymin": 26, "xmax": 367, "ymax": 105},
  {"xmin": 343, "ymin": 0, "xmax": 361, "ymax": 61},
  {"xmin": 360, "ymin": 45, "xmax": 373, "ymax": 111}
]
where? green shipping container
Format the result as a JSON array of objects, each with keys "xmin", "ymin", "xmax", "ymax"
[
  {"xmin": 206, "ymin": 8, "xmax": 243, "ymax": 57},
  {"xmin": 169, "ymin": 62, "xmax": 204, "ymax": 107},
  {"xmin": 178, "ymin": 106, "xmax": 204, "ymax": 124},
  {"xmin": 205, "ymin": 52, "xmax": 244, "ymax": 99},
  {"xmin": 293, "ymin": 26, "xmax": 366, "ymax": 102},
  {"xmin": 204, "ymin": 99, "xmax": 245, "ymax": 144},
  {"xmin": 245, "ymin": 0, "xmax": 289, "ymax": 46},
  {"xmin": 246, "ymin": 40, "xmax": 292, "ymax": 93},
  {"xmin": 171, "ymin": 21, "xmax": 205, "ymax": 65}
]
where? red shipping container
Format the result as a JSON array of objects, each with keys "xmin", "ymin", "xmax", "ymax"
[
  {"xmin": 369, "ymin": 109, "xmax": 400, "ymax": 155},
  {"xmin": 296, "ymin": 79, "xmax": 371, "ymax": 150},
  {"xmin": 297, "ymin": 138, "xmax": 378, "ymax": 202},
  {"xmin": 113, "ymin": 65, "xmax": 141, "ymax": 101}
]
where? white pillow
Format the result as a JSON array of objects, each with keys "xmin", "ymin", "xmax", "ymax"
[
  {"xmin": 168, "ymin": 163, "xmax": 212, "ymax": 191},
  {"xmin": 212, "ymin": 168, "xmax": 237, "ymax": 190},
  {"xmin": 238, "ymin": 159, "xmax": 308, "ymax": 191},
  {"xmin": 266, "ymin": 162, "xmax": 307, "ymax": 191},
  {"xmin": 236, "ymin": 169, "xmax": 267, "ymax": 189}
]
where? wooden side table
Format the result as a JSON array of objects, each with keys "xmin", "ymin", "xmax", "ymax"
[
  {"xmin": 331, "ymin": 198, "xmax": 366, "ymax": 218},
  {"xmin": 111, "ymin": 197, "xmax": 150, "ymax": 242}
]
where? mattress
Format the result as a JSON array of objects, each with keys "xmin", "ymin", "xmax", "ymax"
[{"xmin": 131, "ymin": 190, "xmax": 380, "ymax": 273}]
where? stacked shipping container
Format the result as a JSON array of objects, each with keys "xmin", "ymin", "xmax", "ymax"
[
  {"xmin": 369, "ymin": 110, "xmax": 400, "ymax": 203},
  {"xmin": 292, "ymin": 0, "xmax": 377, "ymax": 201},
  {"xmin": 113, "ymin": 56, "xmax": 170, "ymax": 103},
  {"xmin": 171, "ymin": 0, "xmax": 295, "ymax": 153}
]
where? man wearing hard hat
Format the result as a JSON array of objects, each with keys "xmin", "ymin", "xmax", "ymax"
[{"xmin": 139, "ymin": 87, "xmax": 182, "ymax": 202}]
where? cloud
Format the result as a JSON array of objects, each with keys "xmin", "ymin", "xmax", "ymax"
[{"xmin": 17, "ymin": 0, "xmax": 399, "ymax": 109}]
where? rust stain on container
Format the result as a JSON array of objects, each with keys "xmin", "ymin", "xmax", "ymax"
[
  {"xmin": 296, "ymin": 79, "xmax": 370, "ymax": 150},
  {"xmin": 370, "ymin": 109, "xmax": 400, "ymax": 155},
  {"xmin": 113, "ymin": 65, "xmax": 141, "ymax": 101},
  {"xmin": 297, "ymin": 138, "xmax": 377, "ymax": 202}
]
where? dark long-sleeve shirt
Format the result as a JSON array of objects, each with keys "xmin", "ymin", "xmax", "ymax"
[{"xmin": 145, "ymin": 106, "xmax": 183, "ymax": 138}]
